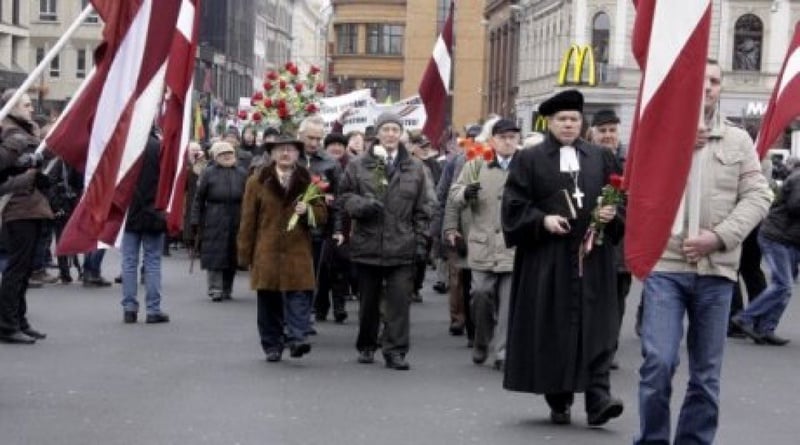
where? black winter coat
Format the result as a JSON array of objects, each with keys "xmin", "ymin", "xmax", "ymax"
[
  {"xmin": 125, "ymin": 131, "xmax": 166, "ymax": 233},
  {"xmin": 760, "ymin": 169, "xmax": 800, "ymax": 248},
  {"xmin": 190, "ymin": 163, "xmax": 248, "ymax": 270}
]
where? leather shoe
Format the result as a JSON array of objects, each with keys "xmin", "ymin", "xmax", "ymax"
[
  {"xmin": 123, "ymin": 311, "xmax": 137, "ymax": 323},
  {"xmin": 730, "ymin": 316, "xmax": 764, "ymax": 344},
  {"xmin": 449, "ymin": 323, "xmax": 465, "ymax": 336},
  {"xmin": 145, "ymin": 312, "xmax": 170, "ymax": 324},
  {"xmin": 357, "ymin": 350, "xmax": 375, "ymax": 364},
  {"xmin": 21, "ymin": 328, "xmax": 46, "ymax": 340},
  {"xmin": 550, "ymin": 408, "xmax": 571, "ymax": 425},
  {"xmin": 762, "ymin": 333, "xmax": 790, "ymax": 346},
  {"xmin": 289, "ymin": 342, "xmax": 311, "ymax": 358},
  {"xmin": 0, "ymin": 331, "xmax": 36, "ymax": 344},
  {"xmin": 432, "ymin": 281, "xmax": 448, "ymax": 294},
  {"xmin": 384, "ymin": 353, "xmax": 410, "ymax": 370},
  {"xmin": 266, "ymin": 350, "xmax": 282, "ymax": 362},
  {"xmin": 587, "ymin": 398, "xmax": 624, "ymax": 426},
  {"xmin": 472, "ymin": 345, "xmax": 488, "ymax": 364},
  {"xmin": 333, "ymin": 310, "xmax": 348, "ymax": 324}
]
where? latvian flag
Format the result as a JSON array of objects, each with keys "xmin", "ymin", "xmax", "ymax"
[
  {"xmin": 45, "ymin": 0, "xmax": 199, "ymax": 254},
  {"xmin": 419, "ymin": 1, "xmax": 454, "ymax": 147}
]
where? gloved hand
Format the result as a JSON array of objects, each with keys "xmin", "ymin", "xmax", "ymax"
[
  {"xmin": 463, "ymin": 182, "xmax": 481, "ymax": 201},
  {"xmin": 361, "ymin": 198, "xmax": 384, "ymax": 218}
]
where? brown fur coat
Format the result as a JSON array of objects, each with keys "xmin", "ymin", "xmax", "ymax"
[{"xmin": 237, "ymin": 163, "xmax": 327, "ymax": 291}]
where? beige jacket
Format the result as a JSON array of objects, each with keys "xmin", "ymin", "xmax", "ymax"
[
  {"xmin": 653, "ymin": 117, "xmax": 772, "ymax": 281},
  {"xmin": 449, "ymin": 155, "xmax": 515, "ymax": 273}
]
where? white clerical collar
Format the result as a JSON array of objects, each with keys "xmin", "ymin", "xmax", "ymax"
[{"xmin": 559, "ymin": 146, "xmax": 580, "ymax": 172}]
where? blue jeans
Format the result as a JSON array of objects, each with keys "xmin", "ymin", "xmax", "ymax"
[
  {"xmin": 83, "ymin": 249, "xmax": 106, "ymax": 276},
  {"xmin": 635, "ymin": 272, "xmax": 733, "ymax": 445},
  {"xmin": 735, "ymin": 233, "xmax": 800, "ymax": 334},
  {"xmin": 120, "ymin": 231, "xmax": 164, "ymax": 315},
  {"xmin": 257, "ymin": 290, "xmax": 312, "ymax": 354}
]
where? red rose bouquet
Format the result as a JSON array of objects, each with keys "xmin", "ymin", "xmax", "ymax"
[
  {"xmin": 242, "ymin": 62, "xmax": 325, "ymax": 134},
  {"xmin": 287, "ymin": 174, "xmax": 330, "ymax": 231}
]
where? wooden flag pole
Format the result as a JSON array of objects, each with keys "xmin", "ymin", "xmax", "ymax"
[{"xmin": 687, "ymin": 94, "xmax": 708, "ymax": 238}]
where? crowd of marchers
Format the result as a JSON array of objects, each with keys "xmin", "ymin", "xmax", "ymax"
[{"xmin": 1, "ymin": 59, "xmax": 798, "ymax": 445}]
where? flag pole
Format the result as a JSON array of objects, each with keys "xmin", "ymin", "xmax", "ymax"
[
  {"xmin": 687, "ymin": 94, "xmax": 707, "ymax": 238},
  {"xmin": 0, "ymin": 4, "xmax": 96, "ymax": 124}
]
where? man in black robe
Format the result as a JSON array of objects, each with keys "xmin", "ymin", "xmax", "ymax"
[{"xmin": 501, "ymin": 89, "xmax": 624, "ymax": 427}]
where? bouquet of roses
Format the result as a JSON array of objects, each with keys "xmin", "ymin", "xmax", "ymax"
[
  {"xmin": 287, "ymin": 174, "xmax": 330, "ymax": 231},
  {"xmin": 239, "ymin": 62, "xmax": 326, "ymax": 134},
  {"xmin": 583, "ymin": 174, "xmax": 625, "ymax": 250},
  {"xmin": 463, "ymin": 140, "xmax": 494, "ymax": 183}
]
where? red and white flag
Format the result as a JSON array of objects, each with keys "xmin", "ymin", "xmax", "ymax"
[
  {"xmin": 419, "ymin": 1, "xmax": 453, "ymax": 146},
  {"xmin": 754, "ymin": 23, "xmax": 800, "ymax": 159},
  {"xmin": 624, "ymin": 0, "xmax": 712, "ymax": 279},
  {"xmin": 156, "ymin": 0, "xmax": 200, "ymax": 236},
  {"xmin": 45, "ymin": 0, "xmax": 183, "ymax": 254}
]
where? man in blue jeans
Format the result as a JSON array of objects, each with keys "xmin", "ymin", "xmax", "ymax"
[
  {"xmin": 635, "ymin": 60, "xmax": 772, "ymax": 445},
  {"xmin": 120, "ymin": 127, "xmax": 168, "ymax": 324},
  {"xmin": 731, "ymin": 158, "xmax": 800, "ymax": 346}
]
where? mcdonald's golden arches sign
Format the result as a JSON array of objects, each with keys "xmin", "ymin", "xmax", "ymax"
[{"xmin": 558, "ymin": 44, "xmax": 596, "ymax": 86}]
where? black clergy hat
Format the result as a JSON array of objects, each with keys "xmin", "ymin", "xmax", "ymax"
[
  {"xmin": 538, "ymin": 89, "xmax": 584, "ymax": 116},
  {"xmin": 591, "ymin": 109, "xmax": 620, "ymax": 127}
]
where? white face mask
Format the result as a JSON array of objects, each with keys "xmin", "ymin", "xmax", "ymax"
[{"xmin": 559, "ymin": 146, "xmax": 580, "ymax": 172}]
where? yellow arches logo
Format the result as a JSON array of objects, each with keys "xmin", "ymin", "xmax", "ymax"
[
  {"xmin": 558, "ymin": 44, "xmax": 596, "ymax": 86},
  {"xmin": 533, "ymin": 114, "xmax": 548, "ymax": 132}
]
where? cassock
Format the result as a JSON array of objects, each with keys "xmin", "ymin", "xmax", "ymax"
[{"xmin": 501, "ymin": 132, "xmax": 622, "ymax": 395}]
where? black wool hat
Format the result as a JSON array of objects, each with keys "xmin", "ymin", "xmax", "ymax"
[
  {"xmin": 591, "ymin": 109, "xmax": 620, "ymax": 127},
  {"xmin": 324, "ymin": 133, "xmax": 349, "ymax": 148},
  {"xmin": 538, "ymin": 89, "xmax": 584, "ymax": 116}
]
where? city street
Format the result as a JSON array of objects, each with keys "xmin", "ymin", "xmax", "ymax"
[{"xmin": 2, "ymin": 248, "xmax": 799, "ymax": 445}]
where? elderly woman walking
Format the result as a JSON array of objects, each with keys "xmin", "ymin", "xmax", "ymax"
[
  {"xmin": 191, "ymin": 141, "xmax": 248, "ymax": 301},
  {"xmin": 238, "ymin": 134, "xmax": 327, "ymax": 362}
]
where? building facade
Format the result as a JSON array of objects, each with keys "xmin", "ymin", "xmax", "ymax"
[
  {"xmin": 27, "ymin": 0, "xmax": 102, "ymax": 113},
  {"xmin": 0, "ymin": 0, "xmax": 30, "ymax": 94},
  {"xmin": 515, "ymin": 0, "xmax": 800, "ymax": 150},
  {"xmin": 484, "ymin": 0, "xmax": 520, "ymax": 119},
  {"xmin": 329, "ymin": 0, "xmax": 486, "ymax": 135},
  {"xmin": 291, "ymin": 0, "xmax": 328, "ymax": 74}
]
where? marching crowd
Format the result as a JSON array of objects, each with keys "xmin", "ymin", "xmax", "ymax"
[{"xmin": 0, "ymin": 59, "xmax": 797, "ymax": 444}]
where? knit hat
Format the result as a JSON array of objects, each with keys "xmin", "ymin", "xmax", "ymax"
[{"xmin": 374, "ymin": 112, "xmax": 404, "ymax": 131}]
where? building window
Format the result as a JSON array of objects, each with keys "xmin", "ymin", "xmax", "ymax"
[
  {"xmin": 592, "ymin": 12, "xmax": 610, "ymax": 64},
  {"xmin": 36, "ymin": 47, "xmax": 45, "ymax": 65},
  {"xmin": 366, "ymin": 24, "xmax": 404, "ymax": 55},
  {"xmin": 40, "ymin": 0, "xmax": 57, "ymax": 21},
  {"xmin": 76, "ymin": 49, "xmax": 87, "ymax": 78},
  {"xmin": 81, "ymin": 0, "xmax": 100, "ymax": 23},
  {"xmin": 50, "ymin": 54, "xmax": 60, "ymax": 78},
  {"xmin": 733, "ymin": 14, "xmax": 763, "ymax": 71},
  {"xmin": 12, "ymin": 0, "xmax": 20, "ymax": 25},
  {"xmin": 336, "ymin": 24, "xmax": 358, "ymax": 55},
  {"xmin": 363, "ymin": 78, "xmax": 401, "ymax": 103}
]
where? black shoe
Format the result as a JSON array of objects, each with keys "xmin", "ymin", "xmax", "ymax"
[
  {"xmin": 21, "ymin": 328, "xmax": 47, "ymax": 340},
  {"xmin": 0, "ymin": 331, "xmax": 36, "ymax": 344},
  {"xmin": 289, "ymin": 342, "xmax": 311, "ymax": 358},
  {"xmin": 84, "ymin": 276, "xmax": 112, "ymax": 287},
  {"xmin": 762, "ymin": 333, "xmax": 790, "ymax": 346},
  {"xmin": 730, "ymin": 316, "xmax": 765, "ymax": 344},
  {"xmin": 587, "ymin": 398, "xmax": 624, "ymax": 426},
  {"xmin": 727, "ymin": 325, "xmax": 748, "ymax": 339},
  {"xmin": 59, "ymin": 274, "xmax": 73, "ymax": 284},
  {"xmin": 384, "ymin": 353, "xmax": 410, "ymax": 370},
  {"xmin": 449, "ymin": 323, "xmax": 465, "ymax": 336},
  {"xmin": 114, "ymin": 275, "xmax": 122, "ymax": 284},
  {"xmin": 550, "ymin": 408, "xmax": 571, "ymax": 425},
  {"xmin": 357, "ymin": 350, "xmax": 375, "ymax": 364},
  {"xmin": 123, "ymin": 311, "xmax": 137, "ymax": 323},
  {"xmin": 145, "ymin": 312, "xmax": 170, "ymax": 324},
  {"xmin": 493, "ymin": 359, "xmax": 505, "ymax": 371},
  {"xmin": 432, "ymin": 281, "xmax": 448, "ymax": 294},
  {"xmin": 472, "ymin": 345, "xmax": 488, "ymax": 364},
  {"xmin": 210, "ymin": 294, "xmax": 223, "ymax": 302},
  {"xmin": 333, "ymin": 310, "xmax": 348, "ymax": 324},
  {"xmin": 266, "ymin": 350, "xmax": 282, "ymax": 362}
]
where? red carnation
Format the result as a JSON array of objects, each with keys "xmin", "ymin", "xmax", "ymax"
[
  {"xmin": 309, "ymin": 65, "xmax": 320, "ymax": 75},
  {"xmin": 278, "ymin": 107, "xmax": 290, "ymax": 119},
  {"xmin": 277, "ymin": 99, "xmax": 287, "ymax": 109},
  {"xmin": 315, "ymin": 83, "xmax": 326, "ymax": 93},
  {"xmin": 482, "ymin": 147, "xmax": 495, "ymax": 163},
  {"xmin": 279, "ymin": 80, "xmax": 287, "ymax": 90},
  {"xmin": 266, "ymin": 71, "xmax": 278, "ymax": 81},
  {"xmin": 289, "ymin": 66, "xmax": 299, "ymax": 76},
  {"xmin": 252, "ymin": 111, "xmax": 263, "ymax": 122},
  {"xmin": 317, "ymin": 180, "xmax": 330, "ymax": 193},
  {"xmin": 305, "ymin": 103, "xmax": 318, "ymax": 114},
  {"xmin": 465, "ymin": 146, "xmax": 478, "ymax": 161},
  {"xmin": 294, "ymin": 83, "xmax": 304, "ymax": 93},
  {"xmin": 264, "ymin": 98, "xmax": 273, "ymax": 108},
  {"xmin": 263, "ymin": 81, "xmax": 273, "ymax": 91},
  {"xmin": 238, "ymin": 110, "xmax": 248, "ymax": 120},
  {"xmin": 285, "ymin": 62, "xmax": 295, "ymax": 71}
]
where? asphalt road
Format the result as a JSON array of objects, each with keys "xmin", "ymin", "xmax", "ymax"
[{"xmin": 2, "ymin": 248, "xmax": 799, "ymax": 444}]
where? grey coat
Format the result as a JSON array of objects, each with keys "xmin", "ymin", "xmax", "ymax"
[
  {"xmin": 339, "ymin": 144, "xmax": 433, "ymax": 266},
  {"xmin": 191, "ymin": 163, "xmax": 248, "ymax": 270}
]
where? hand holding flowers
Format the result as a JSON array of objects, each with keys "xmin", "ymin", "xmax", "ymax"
[{"xmin": 287, "ymin": 175, "xmax": 330, "ymax": 231}]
